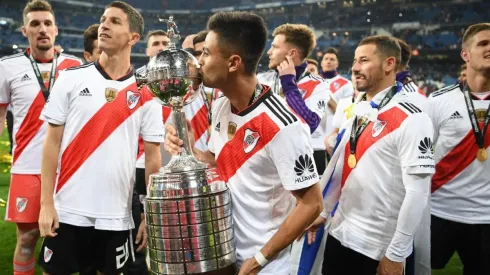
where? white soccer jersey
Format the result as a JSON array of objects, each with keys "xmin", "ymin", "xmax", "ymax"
[
  {"xmin": 208, "ymin": 85, "xmax": 319, "ymax": 274},
  {"xmin": 428, "ymin": 83, "xmax": 490, "ymax": 224},
  {"xmin": 40, "ymin": 61, "xmax": 165, "ymax": 230},
  {"xmin": 257, "ymin": 70, "xmax": 330, "ymax": 150},
  {"xmin": 324, "ymin": 75, "xmax": 354, "ymax": 136},
  {"xmin": 326, "ymin": 88, "xmax": 435, "ymax": 261},
  {"xmin": 0, "ymin": 50, "xmax": 82, "ymax": 174}
]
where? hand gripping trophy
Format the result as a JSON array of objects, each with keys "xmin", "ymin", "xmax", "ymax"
[{"xmin": 137, "ymin": 17, "xmax": 237, "ymax": 274}]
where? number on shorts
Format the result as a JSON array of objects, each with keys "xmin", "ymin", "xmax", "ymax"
[{"xmin": 115, "ymin": 239, "xmax": 130, "ymax": 269}]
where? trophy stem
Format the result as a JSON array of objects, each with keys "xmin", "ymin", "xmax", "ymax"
[{"xmin": 172, "ymin": 105, "xmax": 193, "ymax": 157}]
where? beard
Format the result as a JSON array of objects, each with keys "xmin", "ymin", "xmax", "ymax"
[{"xmin": 36, "ymin": 43, "xmax": 52, "ymax": 51}]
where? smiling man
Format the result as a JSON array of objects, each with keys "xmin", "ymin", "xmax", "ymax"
[{"xmin": 0, "ymin": 1, "xmax": 82, "ymax": 274}]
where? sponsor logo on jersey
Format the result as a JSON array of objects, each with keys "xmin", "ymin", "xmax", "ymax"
[
  {"xmin": 317, "ymin": 100, "xmax": 326, "ymax": 111},
  {"xmin": 79, "ymin": 88, "xmax": 91, "ymax": 97},
  {"xmin": 215, "ymin": 122, "xmax": 221, "ymax": 132},
  {"xmin": 126, "ymin": 90, "xmax": 141, "ymax": 109},
  {"xmin": 105, "ymin": 87, "xmax": 118, "ymax": 102},
  {"xmin": 294, "ymin": 154, "xmax": 318, "ymax": 184},
  {"xmin": 449, "ymin": 111, "xmax": 463, "ymax": 120},
  {"xmin": 418, "ymin": 137, "xmax": 434, "ymax": 160},
  {"xmin": 16, "ymin": 197, "xmax": 28, "ymax": 212},
  {"xmin": 372, "ymin": 120, "xmax": 387, "ymax": 137},
  {"xmin": 21, "ymin": 74, "xmax": 31, "ymax": 82},
  {"xmin": 243, "ymin": 128, "xmax": 260, "ymax": 153}
]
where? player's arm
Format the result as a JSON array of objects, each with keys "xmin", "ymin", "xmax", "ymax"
[
  {"xmin": 380, "ymin": 113, "xmax": 435, "ymax": 273},
  {"xmin": 240, "ymin": 123, "xmax": 323, "ymax": 273},
  {"xmin": 0, "ymin": 61, "xmax": 11, "ymax": 135},
  {"xmin": 0, "ymin": 105, "xmax": 7, "ymax": 136},
  {"xmin": 277, "ymin": 56, "xmax": 321, "ymax": 133},
  {"xmin": 143, "ymin": 141, "xmax": 161, "ymax": 186},
  {"xmin": 38, "ymin": 70, "xmax": 72, "ymax": 238}
]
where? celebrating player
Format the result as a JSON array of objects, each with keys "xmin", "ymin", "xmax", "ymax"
[
  {"xmin": 37, "ymin": 2, "xmax": 163, "ymax": 274},
  {"xmin": 0, "ymin": 1, "xmax": 82, "ymax": 274},
  {"xmin": 164, "ymin": 11, "xmax": 323, "ymax": 275}
]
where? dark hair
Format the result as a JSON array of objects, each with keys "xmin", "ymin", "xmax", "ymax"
[
  {"xmin": 272, "ymin": 24, "xmax": 316, "ymax": 59},
  {"xmin": 396, "ymin": 38, "xmax": 411, "ymax": 70},
  {"xmin": 305, "ymin": 58, "xmax": 318, "ymax": 66},
  {"xmin": 462, "ymin": 23, "xmax": 490, "ymax": 48},
  {"xmin": 105, "ymin": 1, "xmax": 144, "ymax": 36},
  {"xmin": 359, "ymin": 35, "xmax": 401, "ymax": 70},
  {"xmin": 23, "ymin": 0, "xmax": 54, "ymax": 24},
  {"xmin": 83, "ymin": 24, "xmax": 99, "ymax": 54},
  {"xmin": 193, "ymin": 30, "xmax": 209, "ymax": 45},
  {"xmin": 324, "ymin": 47, "xmax": 339, "ymax": 60},
  {"xmin": 146, "ymin": 29, "xmax": 167, "ymax": 41},
  {"xmin": 207, "ymin": 11, "xmax": 267, "ymax": 74}
]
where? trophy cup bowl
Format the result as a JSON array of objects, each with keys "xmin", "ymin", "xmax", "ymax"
[{"xmin": 142, "ymin": 47, "xmax": 237, "ymax": 274}]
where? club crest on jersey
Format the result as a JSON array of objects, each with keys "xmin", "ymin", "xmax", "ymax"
[
  {"xmin": 44, "ymin": 247, "xmax": 53, "ymax": 262},
  {"xmin": 16, "ymin": 197, "xmax": 28, "ymax": 212},
  {"xmin": 228, "ymin": 122, "xmax": 237, "ymax": 140},
  {"xmin": 105, "ymin": 87, "xmax": 118, "ymax": 102},
  {"xmin": 243, "ymin": 129, "xmax": 260, "ymax": 153},
  {"xmin": 372, "ymin": 120, "xmax": 387, "ymax": 137},
  {"xmin": 126, "ymin": 91, "xmax": 141, "ymax": 109}
]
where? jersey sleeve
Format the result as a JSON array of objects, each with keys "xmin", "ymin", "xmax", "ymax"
[
  {"xmin": 341, "ymin": 81, "xmax": 354, "ymax": 99},
  {"xmin": 396, "ymin": 113, "xmax": 435, "ymax": 175},
  {"xmin": 268, "ymin": 122, "xmax": 319, "ymax": 191},
  {"xmin": 304, "ymin": 81, "xmax": 330, "ymax": 119},
  {"xmin": 426, "ymin": 95, "xmax": 443, "ymax": 143},
  {"xmin": 140, "ymin": 99, "xmax": 165, "ymax": 143},
  {"xmin": 40, "ymin": 70, "xmax": 73, "ymax": 125},
  {"xmin": 332, "ymin": 97, "xmax": 351, "ymax": 129},
  {"xmin": 0, "ymin": 61, "xmax": 11, "ymax": 106}
]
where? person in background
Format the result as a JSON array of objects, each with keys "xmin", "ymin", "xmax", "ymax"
[
  {"xmin": 305, "ymin": 58, "xmax": 319, "ymax": 76},
  {"xmin": 83, "ymin": 24, "xmax": 102, "ymax": 63}
]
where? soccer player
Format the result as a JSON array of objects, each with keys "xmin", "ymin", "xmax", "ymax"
[
  {"xmin": 458, "ymin": 63, "xmax": 467, "ymax": 82},
  {"xmin": 396, "ymin": 38, "xmax": 426, "ymax": 97},
  {"xmin": 305, "ymin": 58, "xmax": 319, "ymax": 76},
  {"xmin": 0, "ymin": 1, "xmax": 82, "ymax": 274},
  {"xmin": 164, "ymin": 11, "xmax": 323, "ymax": 275},
  {"xmin": 37, "ymin": 2, "xmax": 164, "ymax": 274},
  {"xmin": 308, "ymin": 35, "xmax": 434, "ymax": 275},
  {"xmin": 83, "ymin": 24, "xmax": 102, "ymax": 63},
  {"xmin": 428, "ymin": 23, "xmax": 490, "ymax": 275},
  {"xmin": 258, "ymin": 24, "xmax": 330, "ymax": 174},
  {"xmin": 135, "ymin": 29, "xmax": 170, "ymax": 80}
]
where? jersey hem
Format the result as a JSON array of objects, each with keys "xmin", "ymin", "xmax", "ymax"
[
  {"xmin": 55, "ymin": 204, "xmax": 131, "ymax": 220},
  {"xmin": 430, "ymin": 210, "xmax": 490, "ymax": 224},
  {"xmin": 10, "ymin": 169, "xmax": 42, "ymax": 175}
]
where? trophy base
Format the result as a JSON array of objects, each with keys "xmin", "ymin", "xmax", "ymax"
[
  {"xmin": 161, "ymin": 155, "xmax": 208, "ymax": 174},
  {"xmin": 149, "ymin": 263, "xmax": 238, "ymax": 275}
]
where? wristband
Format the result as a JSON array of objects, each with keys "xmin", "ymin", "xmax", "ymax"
[{"xmin": 254, "ymin": 250, "xmax": 268, "ymax": 267}]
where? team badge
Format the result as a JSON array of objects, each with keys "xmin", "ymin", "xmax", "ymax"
[
  {"xmin": 475, "ymin": 109, "xmax": 486, "ymax": 122},
  {"xmin": 41, "ymin": 71, "xmax": 50, "ymax": 82},
  {"xmin": 16, "ymin": 197, "xmax": 28, "ymax": 213},
  {"xmin": 372, "ymin": 120, "xmax": 387, "ymax": 137},
  {"xmin": 243, "ymin": 129, "xmax": 260, "ymax": 153},
  {"xmin": 126, "ymin": 90, "xmax": 141, "ymax": 109},
  {"xmin": 228, "ymin": 122, "xmax": 237, "ymax": 140},
  {"xmin": 44, "ymin": 247, "xmax": 53, "ymax": 262},
  {"xmin": 105, "ymin": 87, "xmax": 118, "ymax": 102}
]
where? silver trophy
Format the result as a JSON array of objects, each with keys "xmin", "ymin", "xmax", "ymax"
[{"xmin": 139, "ymin": 17, "xmax": 237, "ymax": 275}]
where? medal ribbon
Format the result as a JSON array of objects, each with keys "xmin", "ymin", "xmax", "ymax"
[
  {"xmin": 349, "ymin": 85, "xmax": 400, "ymax": 157},
  {"xmin": 28, "ymin": 52, "xmax": 59, "ymax": 101},
  {"xmin": 462, "ymin": 84, "xmax": 490, "ymax": 151}
]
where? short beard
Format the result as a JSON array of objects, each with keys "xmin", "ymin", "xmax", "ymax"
[{"xmin": 36, "ymin": 44, "xmax": 52, "ymax": 51}]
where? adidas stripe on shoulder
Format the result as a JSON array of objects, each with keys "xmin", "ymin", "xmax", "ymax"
[
  {"xmin": 431, "ymin": 83, "xmax": 459, "ymax": 98},
  {"xmin": 65, "ymin": 62, "xmax": 94, "ymax": 71},
  {"xmin": 264, "ymin": 95, "xmax": 298, "ymax": 127},
  {"xmin": 0, "ymin": 52, "xmax": 24, "ymax": 62},
  {"xmin": 398, "ymin": 102, "xmax": 422, "ymax": 114}
]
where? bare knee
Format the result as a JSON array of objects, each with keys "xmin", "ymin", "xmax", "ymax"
[{"xmin": 17, "ymin": 223, "xmax": 40, "ymax": 257}]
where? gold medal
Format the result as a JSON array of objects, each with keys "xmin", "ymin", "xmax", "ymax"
[
  {"xmin": 477, "ymin": 148, "xmax": 487, "ymax": 162},
  {"xmin": 348, "ymin": 154, "xmax": 357, "ymax": 168}
]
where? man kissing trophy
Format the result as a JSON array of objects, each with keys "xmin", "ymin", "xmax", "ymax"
[{"xmin": 137, "ymin": 16, "xmax": 237, "ymax": 275}]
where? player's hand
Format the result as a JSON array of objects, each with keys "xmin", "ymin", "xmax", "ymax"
[
  {"xmin": 164, "ymin": 120, "xmax": 196, "ymax": 155},
  {"xmin": 135, "ymin": 213, "xmax": 147, "ymax": 252},
  {"xmin": 277, "ymin": 55, "xmax": 296, "ymax": 77},
  {"xmin": 182, "ymin": 34, "xmax": 196, "ymax": 49},
  {"xmin": 238, "ymin": 257, "xmax": 261, "ymax": 275},
  {"xmin": 377, "ymin": 256, "xmax": 404, "ymax": 275},
  {"xmin": 325, "ymin": 132, "xmax": 338, "ymax": 156},
  {"xmin": 298, "ymin": 216, "xmax": 327, "ymax": 245},
  {"xmin": 38, "ymin": 203, "xmax": 59, "ymax": 238}
]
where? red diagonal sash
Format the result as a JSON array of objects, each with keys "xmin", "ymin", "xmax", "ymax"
[
  {"xmin": 341, "ymin": 107, "xmax": 408, "ymax": 187},
  {"xmin": 56, "ymin": 83, "xmax": 151, "ymax": 193},
  {"xmin": 431, "ymin": 122, "xmax": 490, "ymax": 193},
  {"xmin": 215, "ymin": 113, "xmax": 280, "ymax": 183},
  {"xmin": 298, "ymin": 79, "xmax": 321, "ymax": 100},
  {"xmin": 13, "ymin": 58, "xmax": 81, "ymax": 165}
]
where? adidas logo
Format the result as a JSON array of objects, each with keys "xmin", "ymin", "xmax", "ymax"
[
  {"xmin": 215, "ymin": 122, "xmax": 220, "ymax": 132},
  {"xmin": 450, "ymin": 111, "xmax": 463, "ymax": 119},
  {"xmin": 21, "ymin": 74, "xmax": 31, "ymax": 81},
  {"xmin": 294, "ymin": 154, "xmax": 318, "ymax": 184},
  {"xmin": 79, "ymin": 88, "xmax": 92, "ymax": 96},
  {"xmin": 418, "ymin": 137, "xmax": 434, "ymax": 155}
]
